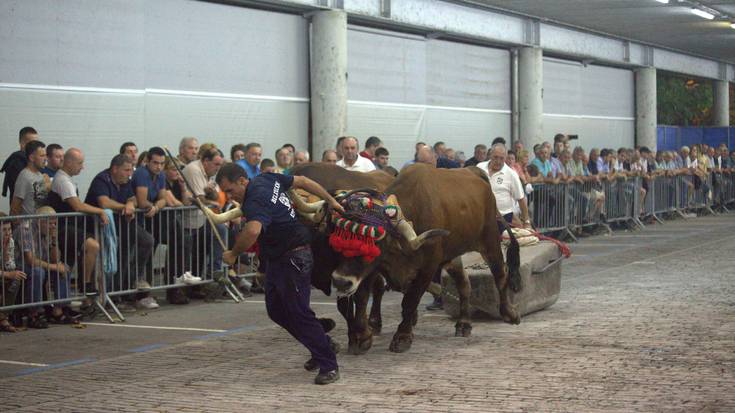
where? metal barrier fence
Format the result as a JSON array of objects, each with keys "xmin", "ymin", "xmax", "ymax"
[
  {"xmin": 529, "ymin": 173, "xmax": 733, "ymax": 235},
  {"xmin": 1, "ymin": 206, "xmax": 253, "ymax": 324}
]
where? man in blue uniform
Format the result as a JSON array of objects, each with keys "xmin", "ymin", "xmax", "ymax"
[{"xmin": 217, "ymin": 163, "xmax": 344, "ymax": 385}]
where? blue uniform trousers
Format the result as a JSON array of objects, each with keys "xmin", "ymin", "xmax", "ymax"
[{"xmin": 264, "ymin": 247, "xmax": 338, "ymax": 373}]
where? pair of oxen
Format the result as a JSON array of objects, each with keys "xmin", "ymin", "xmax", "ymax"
[{"xmin": 212, "ymin": 162, "xmax": 522, "ymax": 355}]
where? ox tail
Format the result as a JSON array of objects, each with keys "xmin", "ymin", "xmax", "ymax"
[{"xmin": 498, "ymin": 218, "xmax": 522, "ymax": 293}]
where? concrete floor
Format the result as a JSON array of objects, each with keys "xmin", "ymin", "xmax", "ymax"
[{"xmin": 1, "ymin": 213, "xmax": 734, "ymax": 412}]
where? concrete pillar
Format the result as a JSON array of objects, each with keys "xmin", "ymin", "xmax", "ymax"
[
  {"xmin": 713, "ymin": 80, "xmax": 730, "ymax": 127},
  {"xmin": 518, "ymin": 47, "xmax": 543, "ymax": 149},
  {"xmin": 310, "ymin": 10, "xmax": 348, "ymax": 161},
  {"xmin": 635, "ymin": 67, "xmax": 657, "ymax": 151}
]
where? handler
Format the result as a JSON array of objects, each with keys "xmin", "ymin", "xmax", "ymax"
[{"xmin": 218, "ymin": 163, "xmax": 344, "ymax": 385}]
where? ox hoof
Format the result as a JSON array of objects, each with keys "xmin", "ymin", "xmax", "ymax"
[
  {"xmin": 347, "ymin": 332, "xmax": 373, "ymax": 355},
  {"xmin": 501, "ymin": 305, "xmax": 521, "ymax": 325},
  {"xmin": 389, "ymin": 333, "xmax": 413, "ymax": 353},
  {"xmin": 454, "ymin": 321, "xmax": 472, "ymax": 338},
  {"xmin": 368, "ymin": 317, "xmax": 382, "ymax": 335}
]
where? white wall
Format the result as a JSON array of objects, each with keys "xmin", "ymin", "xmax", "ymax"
[
  {"xmin": 346, "ymin": 27, "xmax": 511, "ymax": 167},
  {"xmin": 542, "ymin": 58, "xmax": 635, "ymax": 150},
  {"xmin": 0, "ymin": 0, "xmax": 309, "ymax": 209}
]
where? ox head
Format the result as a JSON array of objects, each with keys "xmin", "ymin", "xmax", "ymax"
[{"xmin": 328, "ymin": 192, "xmax": 449, "ymax": 297}]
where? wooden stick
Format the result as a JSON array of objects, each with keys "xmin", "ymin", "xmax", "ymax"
[{"xmin": 163, "ymin": 146, "xmax": 228, "ymax": 251}]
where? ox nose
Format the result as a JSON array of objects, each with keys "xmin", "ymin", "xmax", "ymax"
[{"xmin": 332, "ymin": 277, "xmax": 353, "ymax": 292}]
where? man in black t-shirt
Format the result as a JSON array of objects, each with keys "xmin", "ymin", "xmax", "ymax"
[{"xmin": 217, "ymin": 163, "xmax": 344, "ymax": 385}]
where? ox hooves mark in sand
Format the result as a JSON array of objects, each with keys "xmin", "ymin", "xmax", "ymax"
[
  {"xmin": 454, "ymin": 321, "xmax": 472, "ymax": 337},
  {"xmin": 389, "ymin": 333, "xmax": 414, "ymax": 353}
]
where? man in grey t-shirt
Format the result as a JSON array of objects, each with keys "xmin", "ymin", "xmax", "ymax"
[{"xmin": 10, "ymin": 141, "xmax": 49, "ymax": 216}]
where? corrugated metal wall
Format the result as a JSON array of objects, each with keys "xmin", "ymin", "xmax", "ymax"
[
  {"xmin": 346, "ymin": 27, "xmax": 511, "ymax": 166},
  {"xmin": 0, "ymin": 0, "xmax": 309, "ymax": 202},
  {"xmin": 543, "ymin": 57, "xmax": 635, "ymax": 150}
]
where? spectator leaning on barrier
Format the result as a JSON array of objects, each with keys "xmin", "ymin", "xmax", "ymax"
[
  {"xmin": 360, "ymin": 136, "xmax": 382, "ymax": 161},
  {"xmin": 236, "ymin": 143, "xmax": 262, "ymax": 179},
  {"xmin": 182, "ymin": 145, "xmax": 227, "ymax": 286},
  {"xmin": 218, "ymin": 162, "xmax": 344, "ymax": 385},
  {"xmin": 275, "ymin": 147, "xmax": 293, "ymax": 175},
  {"xmin": 230, "ymin": 144, "xmax": 246, "ymax": 163},
  {"xmin": 464, "ymin": 144, "xmax": 487, "ymax": 167},
  {"xmin": 17, "ymin": 206, "xmax": 79, "ymax": 325},
  {"xmin": 11, "ymin": 140, "xmax": 49, "ymax": 216},
  {"xmin": 294, "ymin": 150, "xmax": 310, "ymax": 165},
  {"xmin": 120, "ymin": 142, "xmax": 139, "ymax": 168},
  {"xmin": 2, "ymin": 126, "xmax": 39, "ymax": 199},
  {"xmin": 42, "ymin": 144, "xmax": 64, "ymax": 179},
  {"xmin": 374, "ymin": 147, "xmax": 390, "ymax": 170},
  {"xmin": 1, "ymin": 212, "xmax": 25, "ymax": 332},
  {"xmin": 131, "ymin": 147, "xmax": 176, "ymax": 309},
  {"xmin": 178, "ymin": 137, "xmax": 199, "ymax": 166},
  {"xmin": 85, "ymin": 154, "xmax": 155, "ymax": 303},
  {"xmin": 47, "ymin": 148, "xmax": 107, "ymax": 305},
  {"xmin": 337, "ymin": 136, "xmax": 376, "ymax": 172},
  {"xmin": 321, "ymin": 149, "xmax": 338, "ymax": 164}
]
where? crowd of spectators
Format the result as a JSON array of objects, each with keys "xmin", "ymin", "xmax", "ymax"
[{"xmin": 1, "ymin": 125, "xmax": 734, "ymax": 332}]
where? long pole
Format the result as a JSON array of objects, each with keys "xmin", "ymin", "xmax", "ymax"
[{"xmin": 162, "ymin": 146, "xmax": 228, "ymax": 251}]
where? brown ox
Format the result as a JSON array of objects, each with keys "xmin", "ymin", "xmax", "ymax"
[
  {"xmin": 329, "ymin": 163, "xmax": 521, "ymax": 353},
  {"xmin": 290, "ymin": 163, "xmax": 395, "ymax": 337}
]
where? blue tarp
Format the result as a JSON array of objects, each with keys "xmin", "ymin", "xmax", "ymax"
[{"xmin": 656, "ymin": 126, "xmax": 732, "ymax": 151}]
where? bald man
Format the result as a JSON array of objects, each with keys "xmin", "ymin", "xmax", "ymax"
[{"xmin": 47, "ymin": 148, "xmax": 108, "ymax": 297}]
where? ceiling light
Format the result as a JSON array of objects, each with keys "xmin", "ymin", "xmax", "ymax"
[
  {"xmin": 690, "ymin": 8, "xmax": 715, "ymax": 20},
  {"xmin": 654, "ymin": 0, "xmax": 669, "ymax": 4},
  {"xmin": 731, "ymin": 22, "xmax": 735, "ymax": 29}
]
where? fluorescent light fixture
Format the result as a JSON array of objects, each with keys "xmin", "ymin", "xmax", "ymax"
[
  {"xmin": 690, "ymin": 7, "xmax": 715, "ymax": 20},
  {"xmin": 654, "ymin": 0, "xmax": 669, "ymax": 4}
]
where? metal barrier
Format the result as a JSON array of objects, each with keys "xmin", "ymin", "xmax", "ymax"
[
  {"xmin": 2, "ymin": 206, "xmax": 248, "ymax": 324},
  {"xmin": 529, "ymin": 171, "xmax": 729, "ymax": 238},
  {"xmin": 1, "ymin": 212, "xmax": 109, "ymax": 319}
]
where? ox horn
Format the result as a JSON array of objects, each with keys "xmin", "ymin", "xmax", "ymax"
[
  {"xmin": 288, "ymin": 189, "xmax": 325, "ymax": 213},
  {"xmin": 203, "ymin": 205, "xmax": 243, "ymax": 224},
  {"xmin": 288, "ymin": 189, "xmax": 326, "ymax": 224},
  {"xmin": 396, "ymin": 220, "xmax": 450, "ymax": 251}
]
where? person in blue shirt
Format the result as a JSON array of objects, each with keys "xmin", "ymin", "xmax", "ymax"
[
  {"xmin": 41, "ymin": 143, "xmax": 64, "ymax": 179},
  {"xmin": 235, "ymin": 142, "xmax": 262, "ymax": 179},
  {"xmin": 86, "ymin": 154, "xmax": 154, "ymax": 299},
  {"xmin": 218, "ymin": 163, "xmax": 344, "ymax": 385}
]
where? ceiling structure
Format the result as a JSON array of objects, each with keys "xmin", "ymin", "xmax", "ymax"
[{"xmin": 463, "ymin": 0, "xmax": 735, "ymax": 64}]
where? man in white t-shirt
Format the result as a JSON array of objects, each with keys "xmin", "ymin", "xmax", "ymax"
[
  {"xmin": 336, "ymin": 136, "xmax": 376, "ymax": 173},
  {"xmin": 477, "ymin": 144, "xmax": 531, "ymax": 227}
]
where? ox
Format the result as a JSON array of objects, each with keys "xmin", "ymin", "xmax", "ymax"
[{"xmin": 323, "ymin": 163, "xmax": 521, "ymax": 353}]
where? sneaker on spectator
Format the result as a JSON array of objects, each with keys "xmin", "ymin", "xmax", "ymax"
[
  {"xmin": 175, "ymin": 271, "xmax": 202, "ymax": 285},
  {"xmin": 136, "ymin": 296, "xmax": 159, "ymax": 310},
  {"xmin": 136, "ymin": 280, "xmax": 152, "ymax": 291}
]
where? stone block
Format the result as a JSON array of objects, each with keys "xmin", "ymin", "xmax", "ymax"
[{"xmin": 442, "ymin": 241, "xmax": 563, "ymax": 319}]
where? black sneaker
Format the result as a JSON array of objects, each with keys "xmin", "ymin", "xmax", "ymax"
[
  {"xmin": 318, "ymin": 317, "xmax": 336, "ymax": 333},
  {"xmin": 314, "ymin": 369, "xmax": 340, "ymax": 385},
  {"xmin": 304, "ymin": 358, "xmax": 319, "ymax": 372}
]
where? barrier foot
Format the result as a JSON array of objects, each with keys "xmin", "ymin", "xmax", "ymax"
[
  {"xmin": 94, "ymin": 299, "xmax": 116, "ymax": 323},
  {"xmin": 564, "ymin": 227, "xmax": 578, "ymax": 243},
  {"xmin": 633, "ymin": 217, "xmax": 645, "ymax": 230},
  {"xmin": 676, "ymin": 209, "xmax": 688, "ymax": 219},
  {"xmin": 720, "ymin": 205, "xmax": 730, "ymax": 213},
  {"xmin": 600, "ymin": 223, "xmax": 612, "ymax": 235},
  {"xmin": 224, "ymin": 283, "xmax": 242, "ymax": 303},
  {"xmin": 106, "ymin": 296, "xmax": 125, "ymax": 322},
  {"xmin": 652, "ymin": 214, "xmax": 665, "ymax": 225},
  {"xmin": 705, "ymin": 206, "xmax": 716, "ymax": 216}
]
